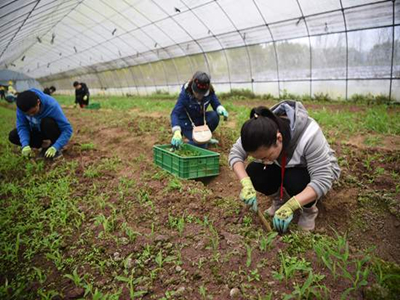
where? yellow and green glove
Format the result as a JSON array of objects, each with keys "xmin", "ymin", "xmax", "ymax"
[
  {"xmin": 21, "ymin": 145, "xmax": 32, "ymax": 158},
  {"xmin": 83, "ymin": 95, "xmax": 88, "ymax": 101},
  {"xmin": 45, "ymin": 146, "xmax": 57, "ymax": 158},
  {"xmin": 171, "ymin": 130, "xmax": 183, "ymax": 148},
  {"xmin": 273, "ymin": 196, "xmax": 302, "ymax": 233},
  {"xmin": 240, "ymin": 177, "xmax": 257, "ymax": 212}
]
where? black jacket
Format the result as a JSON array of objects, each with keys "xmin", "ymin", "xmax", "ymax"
[{"xmin": 75, "ymin": 83, "xmax": 90, "ymax": 103}]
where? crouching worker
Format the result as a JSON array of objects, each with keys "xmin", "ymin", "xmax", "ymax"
[
  {"xmin": 228, "ymin": 101, "xmax": 340, "ymax": 233},
  {"xmin": 73, "ymin": 81, "xmax": 90, "ymax": 108},
  {"xmin": 9, "ymin": 89, "xmax": 73, "ymax": 159},
  {"xmin": 170, "ymin": 71, "xmax": 228, "ymax": 148}
]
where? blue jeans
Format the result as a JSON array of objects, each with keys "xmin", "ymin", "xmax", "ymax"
[{"xmin": 181, "ymin": 111, "xmax": 219, "ymax": 148}]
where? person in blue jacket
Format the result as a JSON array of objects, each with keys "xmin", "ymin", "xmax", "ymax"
[
  {"xmin": 8, "ymin": 89, "xmax": 73, "ymax": 159},
  {"xmin": 170, "ymin": 71, "xmax": 229, "ymax": 148}
]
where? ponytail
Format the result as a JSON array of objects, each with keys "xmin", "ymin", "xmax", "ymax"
[{"xmin": 241, "ymin": 106, "xmax": 291, "ymax": 152}]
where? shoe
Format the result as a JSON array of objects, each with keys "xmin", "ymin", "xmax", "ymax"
[
  {"xmin": 298, "ymin": 206, "xmax": 319, "ymax": 231},
  {"xmin": 265, "ymin": 188, "xmax": 290, "ymax": 217}
]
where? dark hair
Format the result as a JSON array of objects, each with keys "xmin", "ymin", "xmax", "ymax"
[
  {"xmin": 73, "ymin": 81, "xmax": 79, "ymax": 87},
  {"xmin": 49, "ymin": 86, "xmax": 56, "ymax": 92},
  {"xmin": 16, "ymin": 91, "xmax": 39, "ymax": 112},
  {"xmin": 241, "ymin": 106, "xmax": 291, "ymax": 153}
]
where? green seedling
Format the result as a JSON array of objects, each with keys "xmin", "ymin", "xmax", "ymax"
[
  {"xmin": 116, "ymin": 273, "xmax": 147, "ymax": 299},
  {"xmin": 93, "ymin": 213, "xmax": 116, "ymax": 235},
  {"xmin": 80, "ymin": 143, "xmax": 95, "ymax": 151},
  {"xmin": 166, "ymin": 177, "xmax": 183, "ymax": 192},
  {"xmin": 247, "ymin": 269, "xmax": 261, "ymax": 282},
  {"xmin": 122, "ymin": 222, "xmax": 140, "ymax": 242},
  {"xmin": 32, "ymin": 267, "xmax": 47, "ymax": 284},
  {"xmin": 259, "ymin": 231, "xmax": 278, "ymax": 252},
  {"xmin": 199, "ymin": 285, "xmax": 207, "ymax": 299},
  {"xmin": 168, "ymin": 214, "xmax": 185, "ymax": 236},
  {"xmin": 37, "ymin": 289, "xmax": 59, "ymax": 300},
  {"xmin": 155, "ymin": 250, "xmax": 164, "ymax": 269},
  {"xmin": 283, "ymin": 271, "xmax": 328, "ymax": 300},
  {"xmin": 245, "ymin": 243, "xmax": 254, "ymax": 268},
  {"xmin": 273, "ymin": 251, "xmax": 311, "ymax": 285},
  {"xmin": 64, "ymin": 267, "xmax": 84, "ymax": 287}
]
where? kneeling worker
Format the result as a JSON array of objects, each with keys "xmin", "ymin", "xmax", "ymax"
[{"xmin": 9, "ymin": 89, "xmax": 73, "ymax": 159}]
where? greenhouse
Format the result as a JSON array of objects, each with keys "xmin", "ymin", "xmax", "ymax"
[
  {"xmin": 0, "ymin": 0, "xmax": 399, "ymax": 299},
  {"xmin": 1, "ymin": 0, "xmax": 399, "ymax": 100}
]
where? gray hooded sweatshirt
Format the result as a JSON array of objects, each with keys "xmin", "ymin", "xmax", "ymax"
[{"xmin": 228, "ymin": 100, "xmax": 340, "ymax": 199}]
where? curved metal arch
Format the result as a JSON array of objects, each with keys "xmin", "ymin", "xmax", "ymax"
[
  {"xmin": 214, "ymin": 0, "xmax": 255, "ymax": 92},
  {"xmin": 389, "ymin": 0, "xmax": 395, "ymax": 101},
  {"xmin": 0, "ymin": 0, "xmax": 40, "ymax": 60},
  {"xmin": 296, "ymin": 0, "xmax": 313, "ymax": 97},
  {"xmin": 128, "ymin": 2, "xmax": 192, "ymax": 91},
  {"xmin": 180, "ymin": 0, "xmax": 233, "ymax": 90},
  {"xmin": 119, "ymin": 0, "xmax": 182, "ymax": 92},
  {"xmin": 98, "ymin": 0, "xmax": 170, "ymax": 94},
  {"xmin": 78, "ymin": 2, "xmax": 149, "ymax": 92},
  {"xmin": 150, "ymin": 0, "xmax": 212, "ymax": 86},
  {"xmin": 252, "ymin": 0, "xmax": 282, "ymax": 96},
  {"xmin": 339, "ymin": 0, "xmax": 349, "ymax": 100}
]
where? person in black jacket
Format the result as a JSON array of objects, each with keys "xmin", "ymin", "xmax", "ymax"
[
  {"xmin": 73, "ymin": 81, "xmax": 90, "ymax": 108},
  {"xmin": 43, "ymin": 86, "xmax": 56, "ymax": 96}
]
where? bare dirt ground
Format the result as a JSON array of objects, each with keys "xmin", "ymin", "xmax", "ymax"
[
  {"xmin": 34, "ymin": 102, "xmax": 398, "ymax": 299},
  {"xmin": 64, "ymin": 106, "xmax": 400, "ymax": 264}
]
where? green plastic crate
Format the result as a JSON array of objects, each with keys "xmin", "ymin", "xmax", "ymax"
[
  {"xmin": 153, "ymin": 144, "xmax": 220, "ymax": 179},
  {"xmin": 85, "ymin": 103, "xmax": 101, "ymax": 110}
]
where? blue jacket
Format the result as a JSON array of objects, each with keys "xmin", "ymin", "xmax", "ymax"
[
  {"xmin": 171, "ymin": 83, "xmax": 222, "ymax": 131},
  {"xmin": 16, "ymin": 89, "xmax": 73, "ymax": 150}
]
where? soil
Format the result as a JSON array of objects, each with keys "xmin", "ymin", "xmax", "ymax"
[{"xmin": 6, "ymin": 103, "xmax": 400, "ymax": 299}]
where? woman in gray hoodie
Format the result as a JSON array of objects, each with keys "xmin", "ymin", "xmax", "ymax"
[{"xmin": 228, "ymin": 101, "xmax": 340, "ymax": 233}]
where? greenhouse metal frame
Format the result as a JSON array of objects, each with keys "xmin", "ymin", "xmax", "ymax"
[{"xmin": 0, "ymin": 0, "xmax": 399, "ymax": 101}]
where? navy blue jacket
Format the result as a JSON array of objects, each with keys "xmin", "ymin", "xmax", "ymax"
[
  {"xmin": 16, "ymin": 89, "xmax": 73, "ymax": 150},
  {"xmin": 171, "ymin": 83, "xmax": 222, "ymax": 131}
]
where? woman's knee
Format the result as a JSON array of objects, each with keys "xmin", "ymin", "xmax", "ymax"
[{"xmin": 206, "ymin": 111, "xmax": 220, "ymax": 131}]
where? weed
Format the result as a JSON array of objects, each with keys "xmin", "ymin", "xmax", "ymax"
[
  {"xmin": 272, "ymin": 251, "xmax": 311, "ymax": 284},
  {"xmin": 64, "ymin": 267, "xmax": 84, "ymax": 287},
  {"xmin": 258, "ymin": 231, "xmax": 278, "ymax": 252},
  {"xmin": 117, "ymin": 272, "xmax": 147, "ymax": 299},
  {"xmin": 245, "ymin": 243, "xmax": 254, "ymax": 268},
  {"xmin": 283, "ymin": 271, "xmax": 328, "ymax": 300},
  {"xmin": 168, "ymin": 214, "xmax": 185, "ymax": 236},
  {"xmin": 80, "ymin": 143, "xmax": 95, "ymax": 151},
  {"xmin": 247, "ymin": 268, "xmax": 261, "ymax": 282},
  {"xmin": 166, "ymin": 177, "xmax": 183, "ymax": 192},
  {"xmin": 32, "ymin": 267, "xmax": 47, "ymax": 284},
  {"xmin": 199, "ymin": 285, "xmax": 207, "ymax": 299}
]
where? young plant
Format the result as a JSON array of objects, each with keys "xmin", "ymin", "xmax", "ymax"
[
  {"xmin": 116, "ymin": 272, "xmax": 147, "ymax": 299},
  {"xmin": 199, "ymin": 285, "xmax": 207, "ymax": 299},
  {"xmin": 245, "ymin": 243, "xmax": 254, "ymax": 268},
  {"xmin": 283, "ymin": 271, "xmax": 328, "ymax": 300},
  {"xmin": 272, "ymin": 251, "xmax": 311, "ymax": 285},
  {"xmin": 259, "ymin": 231, "xmax": 278, "ymax": 252},
  {"xmin": 155, "ymin": 250, "xmax": 164, "ymax": 269},
  {"xmin": 64, "ymin": 267, "xmax": 84, "ymax": 287}
]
